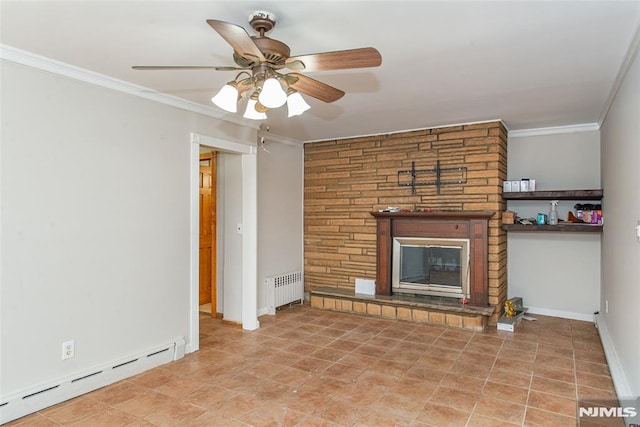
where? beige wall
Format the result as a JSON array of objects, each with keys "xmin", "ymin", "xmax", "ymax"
[
  {"xmin": 600, "ymin": 41, "xmax": 640, "ymax": 396},
  {"xmin": 257, "ymin": 137, "xmax": 304, "ymax": 314},
  {"xmin": 0, "ymin": 60, "xmax": 252, "ymax": 397}
]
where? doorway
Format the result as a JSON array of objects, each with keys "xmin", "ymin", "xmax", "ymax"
[
  {"xmin": 199, "ymin": 151, "xmax": 217, "ymax": 317},
  {"xmin": 187, "ymin": 132, "xmax": 258, "ymax": 354}
]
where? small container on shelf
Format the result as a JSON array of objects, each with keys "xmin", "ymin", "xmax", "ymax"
[
  {"xmin": 520, "ymin": 178, "xmax": 535, "ymax": 191},
  {"xmin": 502, "ymin": 211, "xmax": 516, "ymax": 224},
  {"xmin": 528, "ymin": 179, "xmax": 536, "ymax": 191},
  {"xmin": 574, "ymin": 203, "xmax": 603, "ymax": 225},
  {"xmin": 548, "ymin": 200, "xmax": 559, "ymax": 225}
]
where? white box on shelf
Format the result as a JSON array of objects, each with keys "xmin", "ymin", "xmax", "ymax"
[{"xmin": 503, "ymin": 181, "xmax": 512, "ymax": 192}]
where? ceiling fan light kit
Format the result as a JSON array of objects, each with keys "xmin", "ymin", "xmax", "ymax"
[
  {"xmin": 133, "ymin": 10, "xmax": 382, "ymax": 120},
  {"xmin": 211, "ymin": 80, "xmax": 239, "ymax": 113},
  {"xmin": 244, "ymin": 92, "xmax": 268, "ymax": 120},
  {"xmin": 286, "ymin": 89, "xmax": 311, "ymax": 117},
  {"xmin": 258, "ymin": 74, "xmax": 288, "ymax": 108}
]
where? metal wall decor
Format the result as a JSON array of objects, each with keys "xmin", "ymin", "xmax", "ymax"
[{"xmin": 397, "ymin": 160, "xmax": 467, "ymax": 194}]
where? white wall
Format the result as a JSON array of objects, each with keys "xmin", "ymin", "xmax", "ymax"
[
  {"xmin": 0, "ymin": 60, "xmax": 254, "ymax": 402},
  {"xmin": 600, "ymin": 42, "xmax": 640, "ymax": 397},
  {"xmin": 257, "ymin": 137, "xmax": 304, "ymax": 314},
  {"xmin": 218, "ymin": 152, "xmax": 244, "ymax": 322},
  {"xmin": 506, "ymin": 130, "xmax": 601, "ymax": 319}
]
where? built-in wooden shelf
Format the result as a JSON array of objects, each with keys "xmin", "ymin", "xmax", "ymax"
[
  {"xmin": 502, "ymin": 189, "xmax": 603, "ymax": 233},
  {"xmin": 502, "ymin": 189, "xmax": 603, "ymax": 200},
  {"xmin": 501, "ymin": 224, "xmax": 603, "ymax": 233}
]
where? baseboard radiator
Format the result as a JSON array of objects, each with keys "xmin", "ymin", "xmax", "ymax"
[
  {"xmin": 0, "ymin": 337, "xmax": 185, "ymax": 424},
  {"xmin": 266, "ymin": 271, "xmax": 304, "ymax": 314}
]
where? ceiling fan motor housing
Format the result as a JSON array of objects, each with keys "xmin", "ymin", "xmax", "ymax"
[
  {"xmin": 234, "ymin": 37, "xmax": 291, "ymax": 68},
  {"xmin": 234, "ymin": 11, "xmax": 290, "ymax": 68},
  {"xmin": 248, "ymin": 11, "xmax": 276, "ymax": 34}
]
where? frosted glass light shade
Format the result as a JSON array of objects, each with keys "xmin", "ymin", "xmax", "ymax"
[
  {"xmin": 211, "ymin": 83, "xmax": 238, "ymax": 113},
  {"xmin": 258, "ymin": 77, "xmax": 287, "ymax": 108},
  {"xmin": 243, "ymin": 98, "xmax": 267, "ymax": 120},
  {"xmin": 286, "ymin": 91, "xmax": 311, "ymax": 117}
]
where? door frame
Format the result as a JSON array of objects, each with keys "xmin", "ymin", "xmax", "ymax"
[
  {"xmin": 199, "ymin": 151, "xmax": 217, "ymax": 316},
  {"xmin": 187, "ymin": 132, "xmax": 259, "ymax": 354}
]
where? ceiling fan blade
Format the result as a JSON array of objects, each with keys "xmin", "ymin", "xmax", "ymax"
[
  {"xmin": 288, "ymin": 73, "xmax": 345, "ymax": 103},
  {"xmin": 286, "ymin": 47, "xmax": 382, "ymax": 72},
  {"xmin": 207, "ymin": 19, "xmax": 266, "ymax": 63},
  {"xmin": 132, "ymin": 65, "xmax": 247, "ymax": 71}
]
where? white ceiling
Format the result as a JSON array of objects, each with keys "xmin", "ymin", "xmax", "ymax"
[{"xmin": 2, "ymin": 1, "xmax": 640, "ymax": 142}]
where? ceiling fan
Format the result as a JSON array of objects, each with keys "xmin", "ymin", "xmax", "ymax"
[{"xmin": 132, "ymin": 11, "xmax": 382, "ymax": 118}]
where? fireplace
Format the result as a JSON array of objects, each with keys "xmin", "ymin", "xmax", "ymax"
[
  {"xmin": 393, "ymin": 237, "xmax": 470, "ymax": 298},
  {"xmin": 371, "ymin": 211, "xmax": 493, "ymax": 307}
]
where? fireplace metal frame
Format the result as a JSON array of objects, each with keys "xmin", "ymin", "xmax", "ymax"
[{"xmin": 392, "ymin": 237, "xmax": 470, "ymax": 299}]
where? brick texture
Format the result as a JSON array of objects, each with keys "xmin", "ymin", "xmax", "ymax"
[
  {"xmin": 304, "ymin": 121, "xmax": 508, "ymax": 320},
  {"xmin": 311, "ymin": 295, "xmax": 488, "ymax": 330}
]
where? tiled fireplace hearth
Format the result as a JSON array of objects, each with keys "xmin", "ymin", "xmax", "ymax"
[{"xmin": 310, "ymin": 288, "xmax": 495, "ymax": 331}]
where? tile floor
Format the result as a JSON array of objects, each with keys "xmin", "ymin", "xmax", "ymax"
[{"xmin": 7, "ymin": 304, "xmax": 620, "ymax": 426}]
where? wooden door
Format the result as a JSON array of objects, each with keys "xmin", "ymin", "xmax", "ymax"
[{"xmin": 199, "ymin": 151, "xmax": 217, "ymax": 316}]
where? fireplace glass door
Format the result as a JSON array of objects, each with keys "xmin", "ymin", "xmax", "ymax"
[{"xmin": 392, "ymin": 237, "xmax": 470, "ymax": 298}]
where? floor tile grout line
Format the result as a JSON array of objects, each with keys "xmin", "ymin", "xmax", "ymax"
[
  {"xmin": 13, "ymin": 307, "xmax": 618, "ymax": 426},
  {"xmin": 465, "ymin": 330, "xmax": 519, "ymax": 426},
  {"xmin": 522, "ymin": 334, "xmax": 539, "ymax": 427}
]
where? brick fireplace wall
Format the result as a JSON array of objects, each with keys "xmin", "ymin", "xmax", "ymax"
[{"xmin": 304, "ymin": 121, "xmax": 508, "ymax": 323}]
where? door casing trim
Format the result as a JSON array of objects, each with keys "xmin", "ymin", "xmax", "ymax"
[{"xmin": 187, "ymin": 132, "xmax": 258, "ymax": 354}]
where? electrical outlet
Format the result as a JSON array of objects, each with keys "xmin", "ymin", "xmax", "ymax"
[
  {"xmin": 605, "ymin": 300, "xmax": 609, "ymax": 314},
  {"xmin": 62, "ymin": 340, "xmax": 75, "ymax": 360}
]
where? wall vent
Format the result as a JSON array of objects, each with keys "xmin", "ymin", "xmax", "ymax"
[
  {"xmin": 0, "ymin": 337, "xmax": 185, "ymax": 424},
  {"xmin": 71, "ymin": 371, "xmax": 102, "ymax": 383},
  {"xmin": 112, "ymin": 359, "xmax": 138, "ymax": 369},
  {"xmin": 21, "ymin": 385, "xmax": 60, "ymax": 400}
]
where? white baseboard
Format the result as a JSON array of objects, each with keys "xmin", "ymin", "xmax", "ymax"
[
  {"xmin": 0, "ymin": 337, "xmax": 185, "ymax": 424},
  {"xmin": 526, "ymin": 306, "xmax": 595, "ymax": 322},
  {"xmin": 595, "ymin": 314, "xmax": 633, "ymax": 398}
]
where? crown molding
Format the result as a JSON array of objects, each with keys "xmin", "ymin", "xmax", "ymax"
[
  {"xmin": 0, "ymin": 44, "xmax": 260, "ymax": 131},
  {"xmin": 304, "ymin": 119, "xmax": 506, "ymax": 144},
  {"xmin": 508, "ymin": 123, "xmax": 600, "ymax": 138},
  {"xmin": 6, "ymin": 43, "xmax": 607, "ymax": 144},
  {"xmin": 599, "ymin": 22, "xmax": 640, "ymax": 127}
]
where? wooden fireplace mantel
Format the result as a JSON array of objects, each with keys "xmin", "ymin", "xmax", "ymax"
[{"xmin": 370, "ymin": 211, "xmax": 494, "ymax": 307}]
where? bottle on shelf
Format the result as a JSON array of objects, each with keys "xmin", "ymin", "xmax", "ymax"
[{"xmin": 548, "ymin": 200, "xmax": 559, "ymax": 225}]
